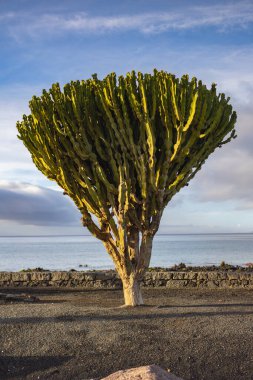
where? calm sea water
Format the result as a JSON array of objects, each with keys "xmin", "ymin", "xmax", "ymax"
[{"xmin": 0, "ymin": 234, "xmax": 252, "ymax": 272}]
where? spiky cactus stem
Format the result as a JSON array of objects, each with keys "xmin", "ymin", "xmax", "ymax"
[{"xmin": 17, "ymin": 70, "xmax": 237, "ymax": 306}]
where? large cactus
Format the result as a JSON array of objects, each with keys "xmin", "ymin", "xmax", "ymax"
[{"xmin": 17, "ymin": 70, "xmax": 237, "ymax": 306}]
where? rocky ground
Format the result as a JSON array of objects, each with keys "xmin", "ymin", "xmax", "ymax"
[{"xmin": 0, "ymin": 287, "xmax": 252, "ymax": 380}]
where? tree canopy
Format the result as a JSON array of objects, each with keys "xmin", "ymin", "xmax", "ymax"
[{"xmin": 17, "ymin": 70, "xmax": 237, "ymax": 305}]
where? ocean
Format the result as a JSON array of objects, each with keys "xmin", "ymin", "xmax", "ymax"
[{"xmin": 0, "ymin": 234, "xmax": 252, "ymax": 272}]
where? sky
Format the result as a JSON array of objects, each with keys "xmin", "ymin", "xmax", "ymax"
[{"xmin": 0, "ymin": 0, "xmax": 253, "ymax": 235}]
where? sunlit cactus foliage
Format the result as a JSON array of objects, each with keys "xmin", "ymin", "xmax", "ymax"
[{"xmin": 17, "ymin": 70, "xmax": 237, "ymax": 305}]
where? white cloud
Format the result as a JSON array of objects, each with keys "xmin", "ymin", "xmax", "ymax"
[
  {"xmin": 185, "ymin": 72, "xmax": 253, "ymax": 208},
  {"xmin": 189, "ymin": 141, "xmax": 253, "ymax": 207},
  {"xmin": 0, "ymin": 85, "xmax": 57, "ymax": 187},
  {"xmin": 3, "ymin": 1, "xmax": 253, "ymax": 38}
]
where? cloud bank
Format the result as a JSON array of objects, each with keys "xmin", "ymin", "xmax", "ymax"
[{"xmin": 0, "ymin": 181, "xmax": 80, "ymax": 226}]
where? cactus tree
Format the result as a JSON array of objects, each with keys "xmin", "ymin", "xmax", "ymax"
[{"xmin": 17, "ymin": 70, "xmax": 237, "ymax": 306}]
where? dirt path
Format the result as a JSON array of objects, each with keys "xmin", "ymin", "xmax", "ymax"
[{"xmin": 0, "ymin": 288, "xmax": 252, "ymax": 380}]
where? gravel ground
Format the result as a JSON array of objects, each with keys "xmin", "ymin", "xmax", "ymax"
[{"xmin": 0, "ymin": 287, "xmax": 252, "ymax": 380}]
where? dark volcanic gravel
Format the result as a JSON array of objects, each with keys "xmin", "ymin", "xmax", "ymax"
[{"xmin": 0, "ymin": 287, "xmax": 252, "ymax": 380}]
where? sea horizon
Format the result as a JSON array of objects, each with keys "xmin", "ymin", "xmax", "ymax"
[
  {"xmin": 0, "ymin": 233, "xmax": 252, "ymax": 272},
  {"xmin": 1, "ymin": 232, "xmax": 252, "ymax": 238}
]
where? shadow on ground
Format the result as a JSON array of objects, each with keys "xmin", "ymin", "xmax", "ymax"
[{"xmin": 0, "ymin": 355, "xmax": 72, "ymax": 378}]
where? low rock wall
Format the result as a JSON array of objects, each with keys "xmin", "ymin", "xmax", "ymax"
[{"xmin": 0, "ymin": 271, "xmax": 252, "ymax": 289}]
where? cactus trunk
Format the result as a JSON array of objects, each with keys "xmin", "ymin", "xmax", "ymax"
[
  {"xmin": 123, "ymin": 276, "xmax": 143, "ymax": 306},
  {"xmin": 103, "ymin": 227, "xmax": 154, "ymax": 305}
]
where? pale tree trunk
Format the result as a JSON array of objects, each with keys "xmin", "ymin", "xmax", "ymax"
[
  {"xmin": 122, "ymin": 275, "xmax": 143, "ymax": 306},
  {"xmin": 103, "ymin": 227, "xmax": 155, "ymax": 306},
  {"xmin": 121, "ymin": 231, "xmax": 154, "ymax": 306}
]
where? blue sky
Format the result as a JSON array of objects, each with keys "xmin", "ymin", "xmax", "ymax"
[{"xmin": 0, "ymin": 0, "xmax": 253, "ymax": 235}]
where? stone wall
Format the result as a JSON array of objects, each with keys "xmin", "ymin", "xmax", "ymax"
[{"xmin": 0, "ymin": 270, "xmax": 252, "ymax": 289}]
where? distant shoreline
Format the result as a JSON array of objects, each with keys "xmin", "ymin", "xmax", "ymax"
[
  {"xmin": 0, "ymin": 232, "xmax": 253, "ymax": 238},
  {"xmin": 4, "ymin": 262, "xmax": 253, "ymax": 273}
]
